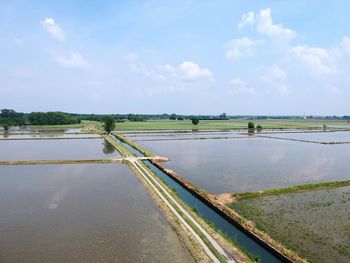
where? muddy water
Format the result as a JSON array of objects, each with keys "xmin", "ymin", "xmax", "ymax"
[
  {"xmin": 0, "ymin": 164, "xmax": 194, "ymax": 263},
  {"xmin": 139, "ymin": 138, "xmax": 350, "ymax": 194},
  {"xmin": 231, "ymin": 186, "xmax": 350, "ymax": 263},
  {"xmin": 0, "ymin": 139, "xmax": 120, "ymax": 161}
]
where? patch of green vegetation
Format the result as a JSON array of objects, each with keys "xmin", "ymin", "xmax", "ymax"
[
  {"xmin": 113, "ymin": 133, "xmax": 156, "ymax": 157},
  {"xmin": 102, "ymin": 134, "xmax": 135, "ymax": 157},
  {"xmin": 231, "ymin": 186, "xmax": 350, "ymax": 263},
  {"xmin": 112, "ymin": 119, "xmax": 350, "ymax": 131},
  {"xmin": 234, "ymin": 180, "xmax": 350, "ymax": 200}
]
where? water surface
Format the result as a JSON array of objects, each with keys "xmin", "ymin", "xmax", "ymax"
[
  {"xmin": 0, "ymin": 164, "xmax": 193, "ymax": 263},
  {"xmin": 0, "ymin": 133, "xmax": 99, "ymax": 139},
  {"xmin": 139, "ymin": 138, "xmax": 350, "ymax": 194},
  {"xmin": 0, "ymin": 139, "xmax": 119, "ymax": 161},
  {"xmin": 257, "ymin": 131, "xmax": 350, "ymax": 143}
]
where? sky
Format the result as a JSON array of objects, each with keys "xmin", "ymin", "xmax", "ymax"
[{"xmin": 1, "ymin": 0, "xmax": 350, "ymax": 115}]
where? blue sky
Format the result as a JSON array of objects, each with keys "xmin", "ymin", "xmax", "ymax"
[{"xmin": 1, "ymin": 0, "xmax": 350, "ymax": 115}]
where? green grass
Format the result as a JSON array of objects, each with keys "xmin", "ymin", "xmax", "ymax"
[
  {"xmin": 234, "ymin": 180, "xmax": 350, "ymax": 200},
  {"xmin": 112, "ymin": 133, "xmax": 156, "ymax": 157},
  {"xmin": 113, "ymin": 119, "xmax": 350, "ymax": 131}
]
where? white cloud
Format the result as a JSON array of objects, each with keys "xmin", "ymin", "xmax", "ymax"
[
  {"xmin": 256, "ymin": 8, "xmax": 295, "ymax": 41},
  {"xmin": 290, "ymin": 45, "xmax": 334, "ymax": 75},
  {"xmin": 238, "ymin": 11, "xmax": 255, "ymax": 30},
  {"xmin": 226, "ymin": 37, "xmax": 260, "ymax": 60},
  {"xmin": 41, "ymin": 18, "xmax": 65, "ymax": 41},
  {"xmin": 54, "ymin": 52, "xmax": 91, "ymax": 70},
  {"xmin": 162, "ymin": 64, "xmax": 177, "ymax": 73},
  {"xmin": 270, "ymin": 64, "xmax": 287, "ymax": 81},
  {"xmin": 128, "ymin": 60, "xmax": 214, "ymax": 95},
  {"xmin": 228, "ymin": 78, "xmax": 256, "ymax": 95},
  {"xmin": 131, "ymin": 62, "xmax": 166, "ymax": 80},
  {"xmin": 179, "ymin": 61, "xmax": 213, "ymax": 80},
  {"xmin": 340, "ymin": 36, "xmax": 350, "ymax": 58},
  {"xmin": 125, "ymin": 52, "xmax": 139, "ymax": 61},
  {"xmin": 262, "ymin": 64, "xmax": 289, "ymax": 95}
]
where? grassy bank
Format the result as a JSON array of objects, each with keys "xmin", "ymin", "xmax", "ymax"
[
  {"xmin": 233, "ymin": 180, "xmax": 350, "ymax": 200},
  {"xmin": 112, "ymin": 133, "xmax": 156, "ymax": 157}
]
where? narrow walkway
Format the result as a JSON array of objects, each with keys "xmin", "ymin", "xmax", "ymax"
[{"xmin": 125, "ymin": 156, "xmax": 236, "ymax": 263}]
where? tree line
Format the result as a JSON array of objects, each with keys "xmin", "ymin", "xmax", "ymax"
[{"xmin": 0, "ymin": 109, "xmax": 80, "ymax": 129}]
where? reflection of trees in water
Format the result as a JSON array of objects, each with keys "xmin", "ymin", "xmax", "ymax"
[
  {"xmin": 103, "ymin": 140, "xmax": 115, "ymax": 154},
  {"xmin": 3, "ymin": 130, "xmax": 10, "ymax": 138}
]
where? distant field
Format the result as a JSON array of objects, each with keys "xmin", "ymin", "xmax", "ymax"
[{"xmin": 113, "ymin": 119, "xmax": 350, "ymax": 131}]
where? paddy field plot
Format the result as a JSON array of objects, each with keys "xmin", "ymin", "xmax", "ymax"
[
  {"xmin": 0, "ymin": 164, "xmax": 194, "ymax": 263},
  {"xmin": 230, "ymin": 186, "xmax": 350, "ymax": 263},
  {"xmin": 138, "ymin": 138, "xmax": 350, "ymax": 194},
  {"xmin": 0, "ymin": 138, "xmax": 119, "ymax": 161},
  {"xmin": 257, "ymin": 131, "xmax": 350, "ymax": 143}
]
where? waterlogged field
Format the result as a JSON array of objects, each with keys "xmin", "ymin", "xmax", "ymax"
[
  {"xmin": 0, "ymin": 133, "xmax": 99, "ymax": 139},
  {"xmin": 125, "ymin": 131, "xmax": 246, "ymax": 141},
  {"xmin": 231, "ymin": 186, "xmax": 350, "ymax": 263},
  {"xmin": 0, "ymin": 127, "xmax": 83, "ymax": 133},
  {"xmin": 0, "ymin": 164, "xmax": 193, "ymax": 263},
  {"xmin": 138, "ymin": 138, "xmax": 350, "ymax": 194},
  {"xmin": 0, "ymin": 138, "xmax": 119, "ymax": 161},
  {"xmin": 257, "ymin": 131, "xmax": 350, "ymax": 143}
]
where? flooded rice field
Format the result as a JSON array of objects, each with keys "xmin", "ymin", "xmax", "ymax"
[
  {"xmin": 0, "ymin": 164, "xmax": 193, "ymax": 263},
  {"xmin": 257, "ymin": 131, "xmax": 350, "ymax": 143},
  {"xmin": 125, "ymin": 132, "xmax": 246, "ymax": 141},
  {"xmin": 0, "ymin": 138, "xmax": 119, "ymax": 161},
  {"xmin": 0, "ymin": 133, "xmax": 99, "ymax": 139},
  {"xmin": 231, "ymin": 186, "xmax": 350, "ymax": 263},
  {"xmin": 138, "ymin": 138, "xmax": 350, "ymax": 194},
  {"xmin": 0, "ymin": 126, "xmax": 82, "ymax": 133}
]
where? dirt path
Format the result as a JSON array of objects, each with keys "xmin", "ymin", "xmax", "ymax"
[{"xmin": 128, "ymin": 157, "xmax": 236, "ymax": 263}]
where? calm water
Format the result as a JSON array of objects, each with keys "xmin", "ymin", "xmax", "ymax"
[
  {"xmin": 145, "ymin": 161, "xmax": 283, "ymax": 263},
  {"xmin": 0, "ymin": 126, "xmax": 82, "ymax": 133},
  {"xmin": 0, "ymin": 139, "xmax": 120, "ymax": 161},
  {"xmin": 0, "ymin": 133, "xmax": 99, "ymax": 139},
  {"xmin": 126, "ymin": 132, "xmax": 245, "ymax": 141},
  {"xmin": 257, "ymin": 131, "xmax": 350, "ymax": 143},
  {"xmin": 0, "ymin": 164, "xmax": 193, "ymax": 263},
  {"xmin": 139, "ymin": 138, "xmax": 350, "ymax": 194}
]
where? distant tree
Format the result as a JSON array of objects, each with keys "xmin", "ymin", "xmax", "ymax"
[
  {"xmin": 177, "ymin": 117, "xmax": 184, "ymax": 121},
  {"xmin": 170, "ymin": 113, "xmax": 177, "ymax": 120},
  {"xmin": 103, "ymin": 116, "xmax": 116, "ymax": 134},
  {"xmin": 256, "ymin": 124, "xmax": 262, "ymax": 132},
  {"xmin": 191, "ymin": 116, "xmax": 199, "ymax": 125},
  {"xmin": 127, "ymin": 114, "xmax": 146, "ymax": 122},
  {"xmin": 219, "ymin": 113, "xmax": 227, "ymax": 119},
  {"xmin": 323, "ymin": 124, "xmax": 327, "ymax": 131},
  {"xmin": 248, "ymin": 121, "xmax": 255, "ymax": 130},
  {"xmin": 0, "ymin": 109, "xmax": 17, "ymax": 119}
]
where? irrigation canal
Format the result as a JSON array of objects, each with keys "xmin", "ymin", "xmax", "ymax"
[{"xmin": 113, "ymin": 135, "xmax": 288, "ymax": 263}]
